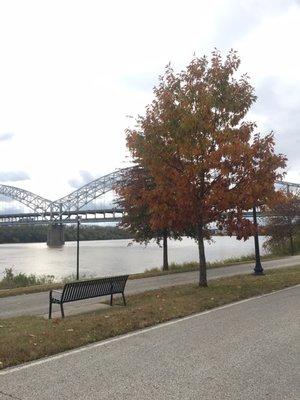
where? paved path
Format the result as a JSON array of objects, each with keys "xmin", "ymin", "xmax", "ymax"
[
  {"xmin": 0, "ymin": 255, "xmax": 300, "ymax": 319},
  {"xmin": 0, "ymin": 285, "xmax": 299, "ymax": 399}
]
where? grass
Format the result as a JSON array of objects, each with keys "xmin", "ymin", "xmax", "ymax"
[
  {"xmin": 0, "ymin": 265, "xmax": 299, "ymax": 370},
  {"xmin": 0, "ymin": 252, "xmax": 289, "ymax": 298},
  {"xmin": 133, "ymin": 252, "xmax": 284, "ymax": 278},
  {"xmin": 0, "ymin": 267, "xmax": 55, "ymax": 289},
  {"xmin": 0, "ymin": 272, "xmax": 92, "ymax": 298}
]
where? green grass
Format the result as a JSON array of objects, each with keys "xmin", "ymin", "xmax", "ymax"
[
  {"xmin": 0, "ymin": 267, "xmax": 55, "ymax": 289},
  {"xmin": 0, "ymin": 266, "xmax": 299, "ymax": 370},
  {"xmin": 0, "ymin": 252, "xmax": 293, "ymax": 298},
  {"xmin": 133, "ymin": 252, "xmax": 284, "ymax": 278}
]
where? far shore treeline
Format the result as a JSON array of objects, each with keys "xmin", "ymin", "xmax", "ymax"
[{"xmin": 0, "ymin": 225, "xmax": 132, "ymax": 244}]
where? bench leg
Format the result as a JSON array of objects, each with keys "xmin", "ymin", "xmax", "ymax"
[
  {"xmin": 122, "ymin": 293, "xmax": 126, "ymax": 306},
  {"xmin": 49, "ymin": 301, "xmax": 52, "ymax": 319},
  {"xmin": 60, "ymin": 303, "xmax": 65, "ymax": 318},
  {"xmin": 110, "ymin": 293, "xmax": 113, "ymax": 306}
]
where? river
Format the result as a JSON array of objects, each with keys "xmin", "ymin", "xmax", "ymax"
[{"xmin": 0, "ymin": 236, "xmax": 268, "ymax": 280}]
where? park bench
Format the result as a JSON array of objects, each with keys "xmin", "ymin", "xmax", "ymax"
[{"xmin": 49, "ymin": 275, "xmax": 129, "ymax": 319}]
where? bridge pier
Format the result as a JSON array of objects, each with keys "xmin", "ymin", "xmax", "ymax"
[{"xmin": 47, "ymin": 224, "xmax": 65, "ymax": 247}]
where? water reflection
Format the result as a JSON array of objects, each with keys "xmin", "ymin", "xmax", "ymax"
[{"xmin": 0, "ymin": 236, "xmax": 268, "ymax": 279}]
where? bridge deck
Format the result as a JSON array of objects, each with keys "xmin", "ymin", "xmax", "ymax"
[
  {"xmin": 0, "ymin": 209, "xmax": 124, "ymax": 225},
  {"xmin": 0, "ymin": 209, "xmax": 260, "ymax": 225}
]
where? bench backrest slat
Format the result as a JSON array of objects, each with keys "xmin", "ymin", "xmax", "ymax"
[{"xmin": 61, "ymin": 275, "xmax": 129, "ymax": 303}]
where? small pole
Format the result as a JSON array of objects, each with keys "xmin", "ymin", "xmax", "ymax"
[
  {"xmin": 253, "ymin": 205, "xmax": 264, "ymax": 275},
  {"xmin": 162, "ymin": 230, "xmax": 169, "ymax": 271},
  {"xmin": 76, "ymin": 216, "xmax": 80, "ymax": 280}
]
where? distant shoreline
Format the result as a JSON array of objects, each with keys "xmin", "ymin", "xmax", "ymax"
[
  {"xmin": 0, "ymin": 225, "xmax": 132, "ymax": 244},
  {"xmin": 0, "ymin": 233, "xmax": 267, "ymax": 245}
]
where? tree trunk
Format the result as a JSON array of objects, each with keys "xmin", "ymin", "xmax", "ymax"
[
  {"xmin": 289, "ymin": 232, "xmax": 295, "ymax": 256},
  {"xmin": 162, "ymin": 230, "xmax": 169, "ymax": 271},
  {"xmin": 197, "ymin": 224, "xmax": 207, "ymax": 287}
]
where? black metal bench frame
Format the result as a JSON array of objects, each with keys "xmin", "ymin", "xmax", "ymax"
[{"xmin": 49, "ymin": 275, "xmax": 129, "ymax": 319}]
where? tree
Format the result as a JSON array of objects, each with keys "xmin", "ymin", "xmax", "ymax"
[
  {"xmin": 264, "ymin": 192, "xmax": 300, "ymax": 255},
  {"xmin": 115, "ymin": 166, "xmax": 180, "ymax": 270},
  {"xmin": 125, "ymin": 50, "xmax": 286, "ymax": 286}
]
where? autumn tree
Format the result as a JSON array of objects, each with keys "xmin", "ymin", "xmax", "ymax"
[
  {"xmin": 264, "ymin": 192, "xmax": 300, "ymax": 255},
  {"xmin": 125, "ymin": 50, "xmax": 286, "ymax": 286},
  {"xmin": 115, "ymin": 166, "xmax": 181, "ymax": 270}
]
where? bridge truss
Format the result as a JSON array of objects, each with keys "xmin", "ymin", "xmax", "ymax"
[
  {"xmin": 0, "ymin": 169, "xmax": 128, "ymax": 225},
  {"xmin": 0, "ymin": 209, "xmax": 124, "ymax": 225},
  {"xmin": 0, "ymin": 184, "xmax": 53, "ymax": 214},
  {"xmin": 0, "ymin": 168, "xmax": 299, "ymax": 226}
]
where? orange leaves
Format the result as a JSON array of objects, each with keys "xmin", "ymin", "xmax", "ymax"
[{"xmin": 117, "ymin": 49, "xmax": 287, "ymax": 245}]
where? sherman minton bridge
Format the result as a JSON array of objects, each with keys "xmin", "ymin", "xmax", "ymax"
[{"xmin": 0, "ymin": 168, "xmax": 299, "ymax": 246}]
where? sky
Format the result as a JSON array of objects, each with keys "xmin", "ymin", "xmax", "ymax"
[{"xmin": 0, "ymin": 0, "xmax": 299, "ymax": 205}]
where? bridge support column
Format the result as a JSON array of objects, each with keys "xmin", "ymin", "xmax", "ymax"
[{"xmin": 47, "ymin": 224, "xmax": 65, "ymax": 247}]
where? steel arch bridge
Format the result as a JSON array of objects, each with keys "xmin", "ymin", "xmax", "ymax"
[
  {"xmin": 0, "ymin": 168, "xmax": 130, "ymax": 226},
  {"xmin": 0, "ymin": 184, "xmax": 53, "ymax": 214},
  {"xmin": 0, "ymin": 169, "xmax": 299, "ymax": 242},
  {"xmin": 0, "ymin": 169, "xmax": 299, "ymax": 225}
]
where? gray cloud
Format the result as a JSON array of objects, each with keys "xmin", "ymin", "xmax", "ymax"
[
  {"xmin": 0, "ymin": 196, "xmax": 24, "ymax": 213},
  {"xmin": 68, "ymin": 170, "xmax": 95, "ymax": 189},
  {"xmin": 0, "ymin": 195, "xmax": 24, "ymax": 213},
  {"xmin": 0, "ymin": 132, "xmax": 14, "ymax": 142},
  {"xmin": 0, "ymin": 171, "xmax": 30, "ymax": 182},
  {"xmin": 0, "ymin": 194, "xmax": 13, "ymax": 203},
  {"xmin": 213, "ymin": 0, "xmax": 299, "ymax": 49},
  {"xmin": 253, "ymin": 76, "xmax": 300, "ymax": 171},
  {"xmin": 0, "ymin": 195, "xmax": 25, "ymax": 217}
]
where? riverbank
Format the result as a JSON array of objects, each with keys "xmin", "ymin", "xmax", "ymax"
[
  {"xmin": 0, "ymin": 225, "xmax": 132, "ymax": 244},
  {"xmin": 0, "ymin": 266, "xmax": 299, "ymax": 369},
  {"xmin": 0, "ymin": 252, "xmax": 285, "ymax": 297}
]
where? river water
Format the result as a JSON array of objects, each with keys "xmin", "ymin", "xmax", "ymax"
[{"xmin": 0, "ymin": 236, "xmax": 268, "ymax": 280}]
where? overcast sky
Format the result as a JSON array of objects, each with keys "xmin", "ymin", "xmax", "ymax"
[{"xmin": 0, "ymin": 0, "xmax": 299, "ymax": 203}]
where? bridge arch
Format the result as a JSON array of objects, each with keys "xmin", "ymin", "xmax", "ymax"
[
  {"xmin": 0, "ymin": 184, "xmax": 53, "ymax": 214},
  {"xmin": 1, "ymin": 171, "xmax": 299, "ymax": 219},
  {"xmin": 54, "ymin": 168, "xmax": 130, "ymax": 214}
]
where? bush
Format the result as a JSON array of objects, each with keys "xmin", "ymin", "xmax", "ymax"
[
  {"xmin": 264, "ymin": 231, "xmax": 300, "ymax": 256},
  {"xmin": 0, "ymin": 268, "xmax": 55, "ymax": 289}
]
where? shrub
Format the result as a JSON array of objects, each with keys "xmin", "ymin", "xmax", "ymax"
[{"xmin": 0, "ymin": 268, "xmax": 55, "ymax": 289}]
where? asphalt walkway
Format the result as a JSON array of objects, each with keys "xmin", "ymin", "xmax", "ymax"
[
  {"xmin": 0, "ymin": 285, "xmax": 299, "ymax": 399},
  {"xmin": 0, "ymin": 255, "xmax": 299, "ymax": 318}
]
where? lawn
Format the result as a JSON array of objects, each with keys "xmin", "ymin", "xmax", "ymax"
[{"xmin": 0, "ymin": 265, "xmax": 299, "ymax": 370}]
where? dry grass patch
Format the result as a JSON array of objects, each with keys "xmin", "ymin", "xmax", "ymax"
[{"xmin": 0, "ymin": 265, "xmax": 299, "ymax": 370}]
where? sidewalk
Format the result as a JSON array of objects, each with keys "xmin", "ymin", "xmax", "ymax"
[
  {"xmin": 0, "ymin": 255, "xmax": 299, "ymax": 319},
  {"xmin": 1, "ymin": 286, "xmax": 299, "ymax": 400}
]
